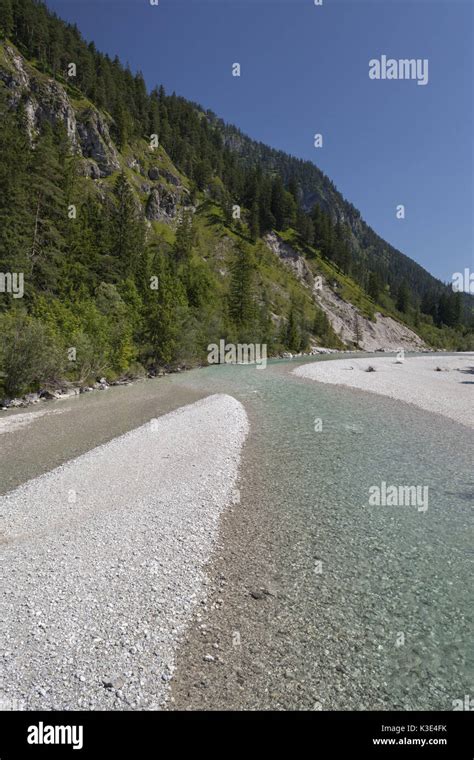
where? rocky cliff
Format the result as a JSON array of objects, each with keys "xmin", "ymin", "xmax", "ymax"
[{"xmin": 265, "ymin": 232, "xmax": 426, "ymax": 351}]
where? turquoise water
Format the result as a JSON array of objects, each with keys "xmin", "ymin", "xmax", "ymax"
[{"xmin": 170, "ymin": 357, "xmax": 473, "ymax": 709}]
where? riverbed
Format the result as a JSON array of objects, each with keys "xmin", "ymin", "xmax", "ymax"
[{"xmin": 1, "ymin": 355, "xmax": 472, "ymax": 710}]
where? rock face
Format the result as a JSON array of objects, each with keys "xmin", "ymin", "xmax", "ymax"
[
  {"xmin": 265, "ymin": 232, "xmax": 314, "ymax": 285},
  {"xmin": 1, "ymin": 44, "xmax": 193, "ymax": 223},
  {"xmin": 75, "ymin": 109, "xmax": 120, "ymax": 176},
  {"xmin": 162, "ymin": 169, "xmax": 180, "ymax": 187},
  {"xmin": 264, "ymin": 232, "xmax": 426, "ymax": 352},
  {"xmin": 146, "ymin": 184, "xmax": 187, "ymax": 221},
  {"xmin": 1, "ymin": 44, "xmax": 120, "ymax": 175},
  {"xmin": 315, "ymin": 282, "xmax": 425, "ymax": 351},
  {"xmin": 0, "ymin": 45, "xmax": 78, "ymax": 145},
  {"xmin": 78, "ymin": 159, "xmax": 101, "ymax": 180}
]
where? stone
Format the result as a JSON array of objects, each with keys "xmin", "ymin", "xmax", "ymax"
[{"xmin": 103, "ymin": 676, "xmax": 124, "ymax": 690}]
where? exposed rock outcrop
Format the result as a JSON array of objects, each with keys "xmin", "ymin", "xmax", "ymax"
[
  {"xmin": 147, "ymin": 166, "xmax": 181, "ymax": 186},
  {"xmin": 264, "ymin": 232, "xmax": 426, "ymax": 352},
  {"xmin": 145, "ymin": 183, "xmax": 191, "ymax": 221},
  {"xmin": 1, "ymin": 44, "xmax": 120, "ymax": 175},
  {"xmin": 314, "ymin": 277, "xmax": 425, "ymax": 351},
  {"xmin": 265, "ymin": 232, "xmax": 314, "ymax": 285},
  {"xmin": 75, "ymin": 109, "xmax": 120, "ymax": 176}
]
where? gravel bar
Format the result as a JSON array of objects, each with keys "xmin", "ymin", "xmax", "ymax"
[
  {"xmin": 293, "ymin": 354, "xmax": 474, "ymax": 429},
  {"xmin": 0, "ymin": 394, "xmax": 248, "ymax": 710}
]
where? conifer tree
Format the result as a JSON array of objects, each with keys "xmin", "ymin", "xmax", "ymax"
[
  {"xmin": 111, "ymin": 172, "xmax": 144, "ymax": 279},
  {"xmin": 396, "ymin": 280, "xmax": 410, "ymax": 313},
  {"xmin": 0, "ymin": 0, "xmax": 14, "ymax": 39},
  {"xmin": 249, "ymin": 201, "xmax": 260, "ymax": 242},
  {"xmin": 229, "ymin": 241, "xmax": 256, "ymax": 333},
  {"xmin": 173, "ymin": 210, "xmax": 194, "ymax": 264},
  {"xmin": 285, "ymin": 305, "xmax": 300, "ymax": 352}
]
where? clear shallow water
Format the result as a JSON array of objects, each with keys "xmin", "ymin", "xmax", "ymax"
[
  {"xmin": 169, "ymin": 358, "xmax": 473, "ymax": 709},
  {"xmin": 2, "ymin": 356, "xmax": 472, "ymax": 709}
]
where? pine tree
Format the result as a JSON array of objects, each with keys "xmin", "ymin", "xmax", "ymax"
[
  {"xmin": 27, "ymin": 123, "xmax": 68, "ymax": 293},
  {"xmin": 0, "ymin": 0, "xmax": 14, "ymax": 39},
  {"xmin": 193, "ymin": 159, "xmax": 212, "ymax": 191},
  {"xmin": 421, "ymin": 290, "xmax": 438, "ymax": 321},
  {"xmin": 111, "ymin": 172, "xmax": 144, "ymax": 279},
  {"xmin": 249, "ymin": 200, "xmax": 260, "ymax": 242},
  {"xmin": 288, "ymin": 176, "xmax": 299, "ymax": 204},
  {"xmin": 0, "ymin": 94, "xmax": 31, "ymax": 289},
  {"xmin": 396, "ymin": 280, "xmax": 410, "ymax": 313},
  {"xmin": 313, "ymin": 308, "xmax": 330, "ymax": 341},
  {"xmin": 271, "ymin": 176, "xmax": 286, "ymax": 230},
  {"xmin": 367, "ymin": 272, "xmax": 381, "ymax": 301},
  {"xmin": 173, "ymin": 210, "xmax": 194, "ymax": 263},
  {"xmin": 285, "ymin": 305, "xmax": 300, "ymax": 352},
  {"xmin": 229, "ymin": 241, "xmax": 256, "ymax": 332},
  {"xmin": 141, "ymin": 250, "xmax": 187, "ymax": 367}
]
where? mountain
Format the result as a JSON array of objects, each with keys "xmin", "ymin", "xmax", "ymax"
[
  {"xmin": 209, "ymin": 115, "xmax": 473, "ymax": 315},
  {"xmin": 0, "ymin": 0, "xmax": 472, "ymax": 399}
]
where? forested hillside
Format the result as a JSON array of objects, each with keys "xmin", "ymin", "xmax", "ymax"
[{"xmin": 0, "ymin": 0, "xmax": 472, "ymax": 399}]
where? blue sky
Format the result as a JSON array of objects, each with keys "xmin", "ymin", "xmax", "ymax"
[{"xmin": 46, "ymin": 0, "xmax": 473, "ymax": 285}]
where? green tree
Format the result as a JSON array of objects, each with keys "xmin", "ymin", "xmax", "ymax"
[
  {"xmin": 141, "ymin": 250, "xmax": 187, "ymax": 367},
  {"xmin": 271, "ymin": 176, "xmax": 286, "ymax": 230},
  {"xmin": 396, "ymin": 280, "xmax": 410, "ymax": 313},
  {"xmin": 249, "ymin": 200, "xmax": 260, "ymax": 242},
  {"xmin": 0, "ymin": 0, "xmax": 14, "ymax": 39},
  {"xmin": 228, "ymin": 241, "xmax": 256, "ymax": 332},
  {"xmin": 367, "ymin": 271, "xmax": 382, "ymax": 301},
  {"xmin": 285, "ymin": 304, "xmax": 300, "ymax": 352},
  {"xmin": 27, "ymin": 123, "xmax": 68, "ymax": 294},
  {"xmin": 173, "ymin": 210, "xmax": 194, "ymax": 264},
  {"xmin": 111, "ymin": 171, "xmax": 145, "ymax": 279},
  {"xmin": 193, "ymin": 159, "xmax": 212, "ymax": 191}
]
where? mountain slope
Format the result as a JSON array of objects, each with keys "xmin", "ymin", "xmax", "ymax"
[
  {"xmin": 209, "ymin": 114, "xmax": 473, "ymax": 319},
  {"xmin": 0, "ymin": 0, "xmax": 472, "ymax": 399}
]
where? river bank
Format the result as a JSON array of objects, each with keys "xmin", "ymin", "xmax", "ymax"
[
  {"xmin": 293, "ymin": 353, "xmax": 474, "ymax": 429},
  {"xmin": 1, "ymin": 394, "xmax": 248, "ymax": 710},
  {"xmin": 1, "ymin": 346, "xmax": 437, "ymax": 413}
]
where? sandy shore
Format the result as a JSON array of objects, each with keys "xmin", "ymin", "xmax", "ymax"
[
  {"xmin": 294, "ymin": 354, "xmax": 474, "ymax": 429},
  {"xmin": 0, "ymin": 394, "xmax": 248, "ymax": 710}
]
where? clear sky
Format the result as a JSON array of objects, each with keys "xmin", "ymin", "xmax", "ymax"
[{"xmin": 46, "ymin": 0, "xmax": 473, "ymax": 285}]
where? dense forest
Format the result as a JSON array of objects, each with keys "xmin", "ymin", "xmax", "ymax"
[{"xmin": 0, "ymin": 0, "xmax": 472, "ymax": 398}]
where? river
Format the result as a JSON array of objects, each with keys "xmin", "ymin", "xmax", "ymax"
[{"xmin": 1, "ymin": 355, "xmax": 472, "ymax": 710}]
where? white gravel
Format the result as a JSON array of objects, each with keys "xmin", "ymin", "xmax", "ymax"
[
  {"xmin": 0, "ymin": 394, "xmax": 248, "ymax": 710},
  {"xmin": 294, "ymin": 354, "xmax": 474, "ymax": 429}
]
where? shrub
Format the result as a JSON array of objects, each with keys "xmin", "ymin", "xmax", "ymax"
[{"xmin": 0, "ymin": 310, "xmax": 64, "ymax": 396}]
